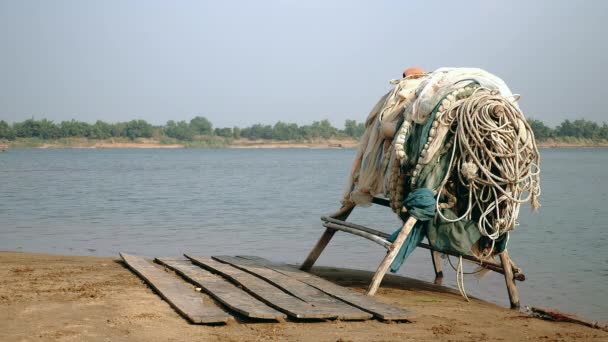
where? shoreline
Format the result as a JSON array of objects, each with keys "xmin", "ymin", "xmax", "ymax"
[
  {"xmin": 1, "ymin": 251, "xmax": 605, "ymax": 341},
  {"xmin": 2, "ymin": 139, "xmax": 608, "ymax": 150}
]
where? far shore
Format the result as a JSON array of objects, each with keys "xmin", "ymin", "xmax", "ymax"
[
  {"xmin": 3, "ymin": 138, "xmax": 608, "ymax": 150},
  {"xmin": 1, "ymin": 251, "xmax": 606, "ymax": 341},
  {"xmin": 4, "ymin": 138, "xmax": 360, "ymax": 150}
]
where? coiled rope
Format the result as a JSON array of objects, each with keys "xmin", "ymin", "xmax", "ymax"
[{"xmin": 435, "ymin": 88, "xmax": 541, "ymax": 258}]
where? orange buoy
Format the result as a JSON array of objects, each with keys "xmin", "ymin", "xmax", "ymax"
[{"xmin": 402, "ymin": 67, "xmax": 425, "ymax": 78}]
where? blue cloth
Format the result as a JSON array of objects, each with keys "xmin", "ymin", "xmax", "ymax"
[
  {"xmin": 387, "ymin": 188, "xmax": 436, "ymax": 273},
  {"xmin": 400, "ymin": 188, "xmax": 436, "ymax": 221}
]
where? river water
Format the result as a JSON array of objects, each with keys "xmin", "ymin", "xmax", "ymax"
[{"xmin": 1, "ymin": 148, "xmax": 606, "ymax": 321}]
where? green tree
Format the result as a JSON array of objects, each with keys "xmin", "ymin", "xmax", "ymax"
[
  {"xmin": 88, "ymin": 120, "xmax": 113, "ymax": 139},
  {"xmin": 302, "ymin": 119, "xmax": 336, "ymax": 139},
  {"xmin": 59, "ymin": 120, "xmax": 91, "ymax": 137},
  {"xmin": 232, "ymin": 126, "xmax": 241, "ymax": 139},
  {"xmin": 272, "ymin": 121, "xmax": 299, "ymax": 140},
  {"xmin": 164, "ymin": 120, "xmax": 194, "ymax": 141},
  {"xmin": 190, "ymin": 116, "xmax": 213, "ymax": 135},
  {"xmin": 556, "ymin": 119, "xmax": 601, "ymax": 139},
  {"xmin": 214, "ymin": 127, "xmax": 233, "ymax": 138},
  {"xmin": 14, "ymin": 119, "xmax": 61, "ymax": 139},
  {"xmin": 124, "ymin": 119, "xmax": 153, "ymax": 140},
  {"xmin": 601, "ymin": 123, "xmax": 608, "ymax": 140},
  {"xmin": 0, "ymin": 120, "xmax": 15, "ymax": 140},
  {"xmin": 242, "ymin": 124, "xmax": 273, "ymax": 139},
  {"xmin": 110, "ymin": 122, "xmax": 126, "ymax": 137},
  {"xmin": 527, "ymin": 119, "xmax": 553, "ymax": 140},
  {"xmin": 344, "ymin": 119, "xmax": 365, "ymax": 138}
]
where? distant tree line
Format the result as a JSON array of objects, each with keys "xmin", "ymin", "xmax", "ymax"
[
  {"xmin": 1, "ymin": 116, "xmax": 606, "ymax": 142},
  {"xmin": 527, "ymin": 119, "xmax": 608, "ymax": 141},
  {"xmin": 0, "ymin": 117, "xmax": 366, "ymax": 141}
]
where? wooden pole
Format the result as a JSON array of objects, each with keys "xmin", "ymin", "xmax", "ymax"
[
  {"xmin": 322, "ymin": 222, "xmax": 391, "ymax": 249},
  {"xmin": 300, "ymin": 204, "xmax": 355, "ymax": 271},
  {"xmin": 430, "ymin": 250, "xmax": 444, "ymax": 285},
  {"xmin": 366, "ymin": 216, "xmax": 417, "ymax": 296},
  {"xmin": 500, "ymin": 250, "xmax": 520, "ymax": 309},
  {"xmin": 528, "ymin": 306, "xmax": 608, "ymax": 332}
]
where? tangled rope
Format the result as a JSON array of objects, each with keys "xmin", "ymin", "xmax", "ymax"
[{"xmin": 436, "ymin": 88, "xmax": 541, "ymax": 257}]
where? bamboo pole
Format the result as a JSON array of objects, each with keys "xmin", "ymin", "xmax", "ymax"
[
  {"xmin": 322, "ymin": 222, "xmax": 391, "ymax": 249},
  {"xmin": 366, "ymin": 216, "xmax": 417, "ymax": 296}
]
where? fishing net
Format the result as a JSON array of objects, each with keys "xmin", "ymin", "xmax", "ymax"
[{"xmin": 343, "ymin": 68, "xmax": 541, "ymax": 263}]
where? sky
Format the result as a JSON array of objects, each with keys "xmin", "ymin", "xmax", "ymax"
[{"xmin": 0, "ymin": 0, "xmax": 606, "ymax": 128}]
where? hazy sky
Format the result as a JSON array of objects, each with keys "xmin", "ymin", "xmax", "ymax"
[{"xmin": 1, "ymin": 0, "xmax": 606, "ymax": 127}]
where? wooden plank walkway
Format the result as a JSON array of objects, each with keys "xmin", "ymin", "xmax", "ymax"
[
  {"xmin": 237, "ymin": 255, "xmax": 415, "ymax": 321},
  {"xmin": 156, "ymin": 257, "xmax": 286, "ymax": 321},
  {"xmin": 213, "ymin": 256, "xmax": 372, "ymax": 320},
  {"xmin": 120, "ymin": 253, "xmax": 232, "ymax": 324},
  {"xmin": 184, "ymin": 254, "xmax": 337, "ymax": 320}
]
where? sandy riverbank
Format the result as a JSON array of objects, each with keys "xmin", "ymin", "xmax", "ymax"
[
  {"xmin": 39, "ymin": 142, "xmax": 186, "ymax": 149},
  {"xmin": 7, "ymin": 138, "xmax": 358, "ymax": 150},
  {"xmin": 228, "ymin": 138, "xmax": 358, "ymax": 149},
  {"xmin": 536, "ymin": 142, "xmax": 608, "ymax": 148},
  {"xmin": 1, "ymin": 252, "xmax": 605, "ymax": 341}
]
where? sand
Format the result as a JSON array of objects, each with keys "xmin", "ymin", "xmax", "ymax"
[
  {"xmin": 29, "ymin": 138, "xmax": 357, "ymax": 150},
  {"xmin": 37, "ymin": 142, "xmax": 185, "ymax": 149},
  {"xmin": 228, "ymin": 139, "xmax": 358, "ymax": 149},
  {"xmin": 1, "ymin": 251, "xmax": 605, "ymax": 342}
]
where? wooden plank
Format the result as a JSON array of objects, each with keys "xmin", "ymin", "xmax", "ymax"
[
  {"xmin": 185, "ymin": 254, "xmax": 337, "ymax": 320},
  {"xmin": 237, "ymin": 256, "xmax": 415, "ymax": 321},
  {"xmin": 213, "ymin": 256, "xmax": 372, "ymax": 321},
  {"xmin": 156, "ymin": 258, "xmax": 286, "ymax": 321},
  {"xmin": 120, "ymin": 253, "xmax": 232, "ymax": 324}
]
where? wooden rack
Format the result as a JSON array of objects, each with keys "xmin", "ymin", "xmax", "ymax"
[{"xmin": 300, "ymin": 197, "xmax": 523, "ymax": 309}]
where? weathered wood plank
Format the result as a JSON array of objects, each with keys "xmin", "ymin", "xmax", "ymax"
[
  {"xmin": 237, "ymin": 256, "xmax": 415, "ymax": 321},
  {"xmin": 156, "ymin": 258, "xmax": 286, "ymax": 321},
  {"xmin": 185, "ymin": 254, "xmax": 336, "ymax": 320},
  {"xmin": 213, "ymin": 256, "xmax": 372, "ymax": 321},
  {"xmin": 120, "ymin": 253, "xmax": 232, "ymax": 324}
]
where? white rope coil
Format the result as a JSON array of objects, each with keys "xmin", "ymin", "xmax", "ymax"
[{"xmin": 435, "ymin": 88, "xmax": 541, "ymax": 256}]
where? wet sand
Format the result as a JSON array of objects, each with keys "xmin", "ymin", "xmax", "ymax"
[{"xmin": 1, "ymin": 252, "xmax": 605, "ymax": 341}]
